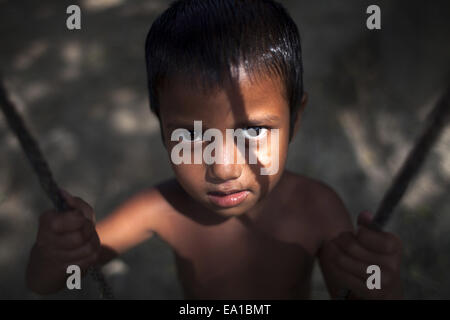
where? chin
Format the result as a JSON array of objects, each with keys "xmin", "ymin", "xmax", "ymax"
[
  {"xmin": 211, "ymin": 206, "xmax": 248, "ymax": 217},
  {"xmin": 205, "ymin": 197, "xmax": 259, "ymax": 217}
]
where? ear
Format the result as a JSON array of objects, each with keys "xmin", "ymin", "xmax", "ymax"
[{"xmin": 291, "ymin": 92, "xmax": 308, "ymax": 141}]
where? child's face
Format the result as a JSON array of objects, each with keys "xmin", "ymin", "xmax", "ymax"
[{"xmin": 158, "ymin": 72, "xmax": 297, "ymax": 217}]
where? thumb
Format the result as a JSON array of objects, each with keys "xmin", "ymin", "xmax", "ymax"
[
  {"xmin": 59, "ymin": 188, "xmax": 77, "ymax": 209},
  {"xmin": 357, "ymin": 210, "xmax": 374, "ymax": 227},
  {"xmin": 60, "ymin": 188, "xmax": 96, "ymax": 223}
]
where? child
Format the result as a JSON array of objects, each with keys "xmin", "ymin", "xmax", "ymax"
[{"xmin": 26, "ymin": 0, "xmax": 402, "ymax": 299}]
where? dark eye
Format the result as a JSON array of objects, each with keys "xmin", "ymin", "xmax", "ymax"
[{"xmin": 242, "ymin": 126, "xmax": 268, "ymax": 139}]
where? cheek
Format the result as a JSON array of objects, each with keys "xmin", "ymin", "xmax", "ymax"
[
  {"xmin": 246, "ymin": 128, "xmax": 289, "ymax": 197},
  {"xmin": 171, "ymin": 163, "xmax": 206, "ymax": 193},
  {"xmin": 163, "ymin": 140, "xmax": 205, "ymax": 192}
]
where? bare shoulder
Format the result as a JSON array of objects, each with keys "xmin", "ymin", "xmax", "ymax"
[{"xmin": 284, "ymin": 171, "xmax": 354, "ymax": 241}]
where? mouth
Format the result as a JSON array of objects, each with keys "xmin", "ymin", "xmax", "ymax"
[{"xmin": 207, "ymin": 189, "xmax": 250, "ymax": 208}]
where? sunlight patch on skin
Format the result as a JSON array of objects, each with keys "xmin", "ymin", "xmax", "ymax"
[{"xmin": 13, "ymin": 41, "xmax": 48, "ymax": 71}]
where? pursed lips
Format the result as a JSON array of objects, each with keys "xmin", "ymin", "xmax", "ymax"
[{"xmin": 206, "ymin": 189, "xmax": 250, "ymax": 208}]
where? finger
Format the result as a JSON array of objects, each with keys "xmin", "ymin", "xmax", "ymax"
[
  {"xmin": 54, "ymin": 237, "xmax": 100, "ymax": 262},
  {"xmin": 357, "ymin": 210, "xmax": 374, "ymax": 227},
  {"xmin": 54, "ymin": 223, "xmax": 96, "ymax": 250},
  {"xmin": 59, "ymin": 189, "xmax": 78, "ymax": 210},
  {"xmin": 329, "ymin": 264, "xmax": 370, "ymax": 298},
  {"xmin": 357, "ymin": 226, "xmax": 402, "ymax": 255},
  {"xmin": 54, "ymin": 231, "xmax": 85, "ymax": 250},
  {"xmin": 334, "ymin": 249, "xmax": 369, "ymax": 281},
  {"xmin": 335, "ymin": 232, "xmax": 390, "ymax": 267},
  {"xmin": 49, "ymin": 210, "xmax": 87, "ymax": 234},
  {"xmin": 60, "ymin": 189, "xmax": 95, "ymax": 223},
  {"xmin": 72, "ymin": 198, "xmax": 95, "ymax": 223}
]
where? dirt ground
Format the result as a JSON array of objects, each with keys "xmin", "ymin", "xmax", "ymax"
[{"xmin": 0, "ymin": 0, "xmax": 449, "ymax": 299}]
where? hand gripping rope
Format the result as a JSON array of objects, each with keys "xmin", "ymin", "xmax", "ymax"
[{"xmin": 0, "ymin": 79, "xmax": 114, "ymax": 299}]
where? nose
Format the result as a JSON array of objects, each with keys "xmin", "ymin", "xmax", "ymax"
[
  {"xmin": 206, "ymin": 143, "xmax": 243, "ymax": 182},
  {"xmin": 207, "ymin": 162, "xmax": 243, "ymax": 182}
]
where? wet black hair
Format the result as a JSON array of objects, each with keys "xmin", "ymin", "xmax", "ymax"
[{"xmin": 145, "ymin": 0, "xmax": 304, "ymax": 137}]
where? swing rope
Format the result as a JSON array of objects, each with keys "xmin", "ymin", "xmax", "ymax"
[
  {"xmin": 341, "ymin": 85, "xmax": 450, "ymax": 299},
  {"xmin": 372, "ymin": 86, "xmax": 450, "ymax": 229},
  {"xmin": 0, "ymin": 79, "xmax": 114, "ymax": 299}
]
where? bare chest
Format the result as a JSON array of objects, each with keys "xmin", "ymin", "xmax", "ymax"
[{"xmin": 172, "ymin": 226, "xmax": 315, "ymax": 299}]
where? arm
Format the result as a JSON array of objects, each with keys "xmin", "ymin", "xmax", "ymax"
[
  {"xmin": 95, "ymin": 189, "xmax": 161, "ymax": 261},
  {"xmin": 314, "ymin": 185, "xmax": 354, "ymax": 298}
]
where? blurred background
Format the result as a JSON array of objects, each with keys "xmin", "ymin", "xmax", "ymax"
[{"xmin": 0, "ymin": 0, "xmax": 449, "ymax": 299}]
